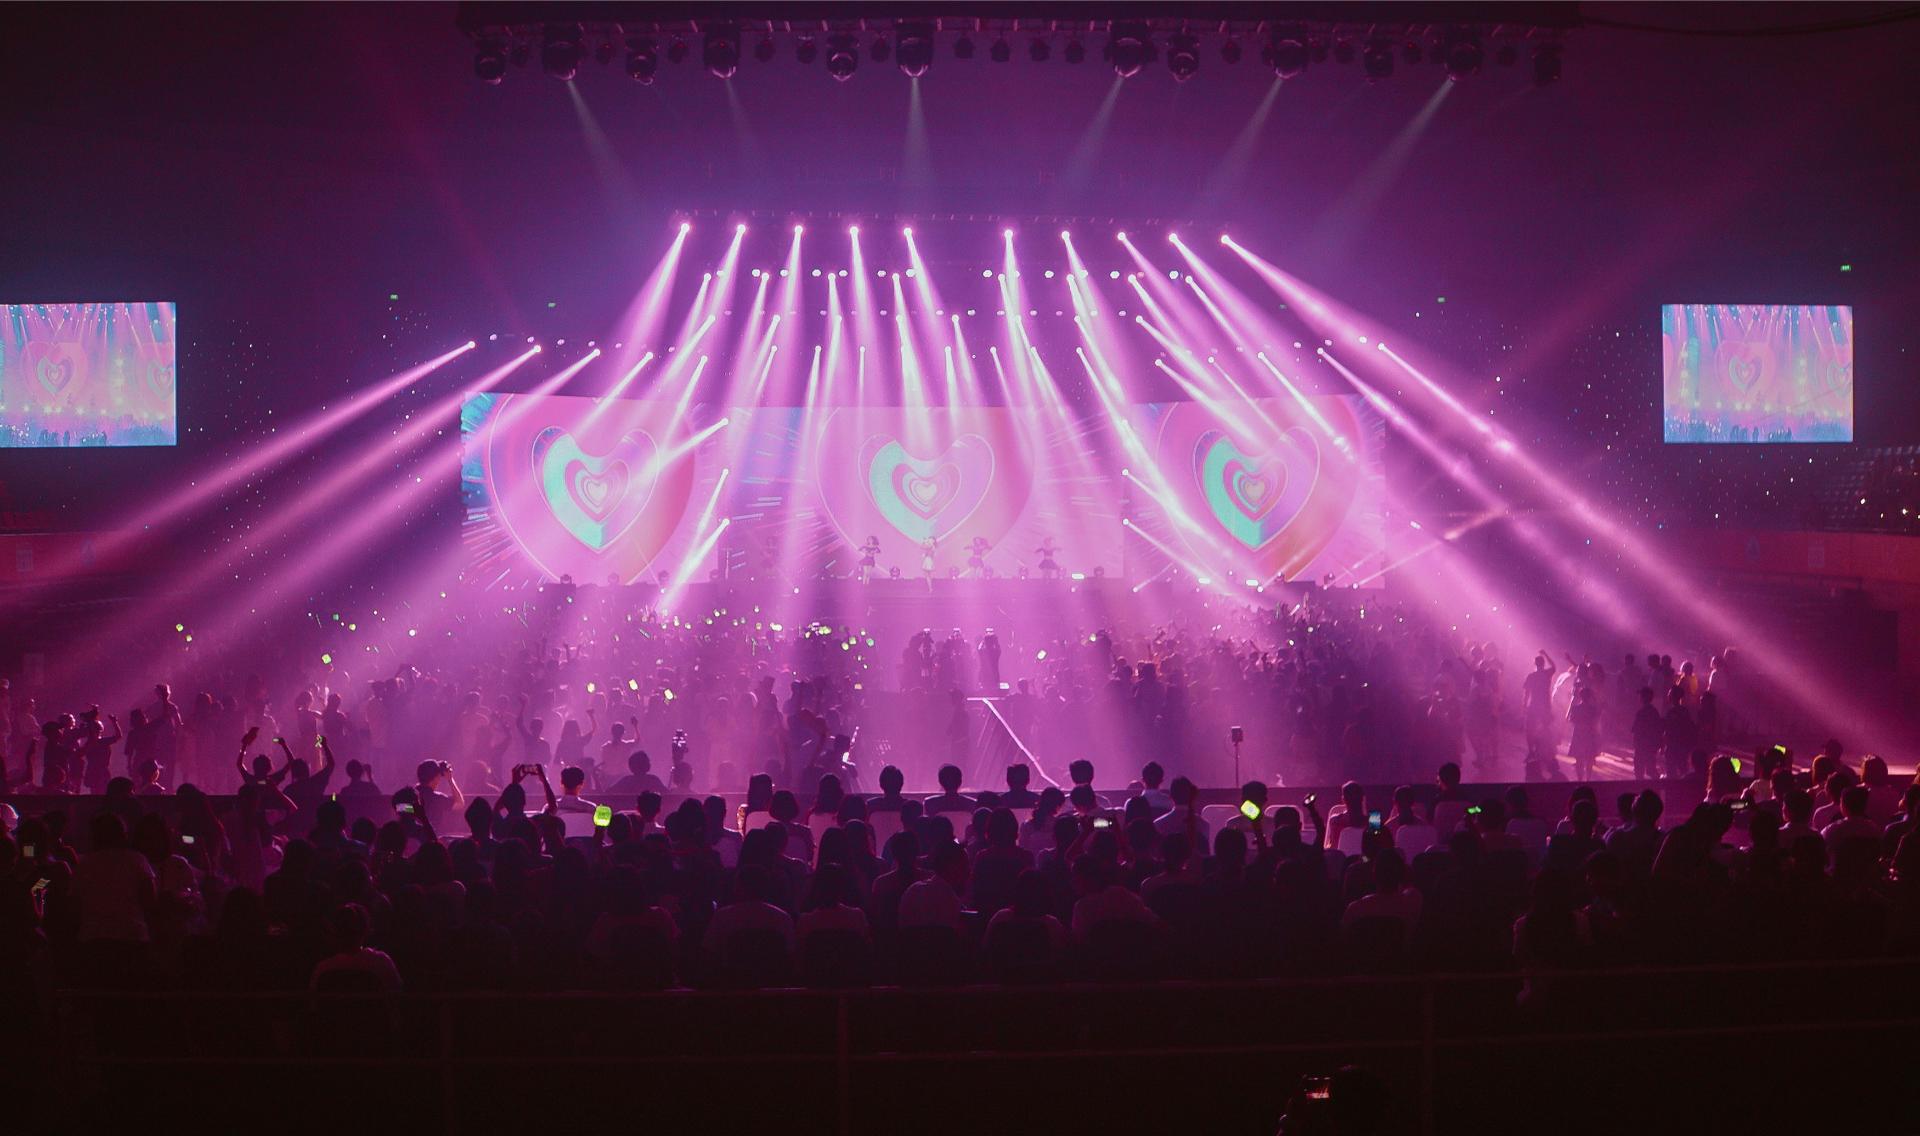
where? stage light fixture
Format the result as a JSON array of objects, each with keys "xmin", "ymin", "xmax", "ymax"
[
  {"xmin": 825, "ymin": 33, "xmax": 859, "ymax": 80},
  {"xmin": 1496, "ymin": 42, "xmax": 1518, "ymax": 66},
  {"xmin": 990, "ymin": 36, "xmax": 1011, "ymax": 63},
  {"xmin": 1533, "ymin": 42, "xmax": 1563, "ymax": 85},
  {"xmin": 870, "ymin": 35, "xmax": 891, "ymax": 63},
  {"xmin": 1270, "ymin": 28, "xmax": 1309, "ymax": 78},
  {"xmin": 704, "ymin": 25, "xmax": 741, "ymax": 78},
  {"xmin": 1362, "ymin": 37, "xmax": 1393, "ymax": 79},
  {"xmin": 796, "ymin": 37, "xmax": 819, "ymax": 64},
  {"xmin": 1403, "ymin": 40, "xmax": 1423, "ymax": 64},
  {"xmin": 593, "ymin": 39, "xmax": 614, "ymax": 67},
  {"xmin": 509, "ymin": 41, "xmax": 531, "ymax": 68},
  {"xmin": 754, "ymin": 36, "xmax": 776, "ymax": 63},
  {"xmin": 474, "ymin": 37, "xmax": 508, "ymax": 84},
  {"xmin": 1107, "ymin": 21, "xmax": 1154, "ymax": 78},
  {"xmin": 1064, "ymin": 38, "xmax": 1086, "ymax": 63},
  {"xmin": 1166, "ymin": 34, "xmax": 1200, "ymax": 81},
  {"xmin": 1333, "ymin": 39, "xmax": 1356, "ymax": 64},
  {"xmin": 624, "ymin": 36, "xmax": 659, "ymax": 83},
  {"xmin": 541, "ymin": 22, "xmax": 584, "ymax": 80},
  {"xmin": 1220, "ymin": 38, "xmax": 1242, "ymax": 64},
  {"xmin": 1444, "ymin": 29, "xmax": 1483, "ymax": 81},
  {"xmin": 953, "ymin": 33, "xmax": 975, "ymax": 59},
  {"xmin": 896, "ymin": 21, "xmax": 934, "ymax": 77},
  {"xmin": 1029, "ymin": 38, "xmax": 1050, "ymax": 62},
  {"xmin": 667, "ymin": 38, "xmax": 688, "ymax": 64}
]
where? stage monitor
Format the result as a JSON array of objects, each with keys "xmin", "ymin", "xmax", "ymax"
[
  {"xmin": 0, "ymin": 302, "xmax": 177, "ymax": 447},
  {"xmin": 1662, "ymin": 304, "xmax": 1851, "ymax": 443}
]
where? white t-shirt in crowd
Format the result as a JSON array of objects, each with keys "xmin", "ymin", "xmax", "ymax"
[
  {"xmin": 797, "ymin": 904, "xmax": 871, "ymax": 942},
  {"xmin": 1070, "ymin": 885, "xmax": 1158, "ymax": 941},
  {"xmin": 1341, "ymin": 886, "xmax": 1424, "ymax": 932},
  {"xmin": 897, "ymin": 876, "xmax": 966, "ymax": 932},
  {"xmin": 703, "ymin": 900, "xmax": 796, "ymax": 954},
  {"xmin": 1821, "ymin": 816, "xmax": 1884, "ymax": 845}
]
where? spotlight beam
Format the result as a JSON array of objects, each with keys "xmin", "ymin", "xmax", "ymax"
[{"xmin": 3, "ymin": 339, "xmax": 477, "ymax": 612}]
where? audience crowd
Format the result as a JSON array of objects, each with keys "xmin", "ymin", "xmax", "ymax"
[{"xmin": 3, "ymin": 727, "xmax": 1916, "ymax": 1000}]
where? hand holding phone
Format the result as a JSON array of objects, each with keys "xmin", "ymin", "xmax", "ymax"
[{"xmin": 593, "ymin": 804, "xmax": 613, "ymax": 828}]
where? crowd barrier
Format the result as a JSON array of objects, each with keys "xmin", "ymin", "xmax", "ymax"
[{"xmin": 21, "ymin": 955, "xmax": 1920, "ymax": 1135}]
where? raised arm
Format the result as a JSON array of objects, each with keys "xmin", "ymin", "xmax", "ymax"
[
  {"xmin": 269, "ymin": 737, "xmax": 295, "ymax": 784},
  {"xmin": 533, "ymin": 765, "xmax": 557, "ymax": 814},
  {"xmin": 235, "ymin": 727, "xmax": 260, "ymax": 786}
]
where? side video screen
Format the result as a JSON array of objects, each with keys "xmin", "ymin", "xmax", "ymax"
[
  {"xmin": 1663, "ymin": 303, "xmax": 1851, "ymax": 443},
  {"xmin": 0, "ymin": 302, "xmax": 177, "ymax": 447}
]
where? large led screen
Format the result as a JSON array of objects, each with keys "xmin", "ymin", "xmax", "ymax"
[
  {"xmin": 0, "ymin": 302, "xmax": 177, "ymax": 447},
  {"xmin": 460, "ymin": 391, "xmax": 1388, "ymax": 589},
  {"xmin": 1663, "ymin": 304, "xmax": 1851, "ymax": 443}
]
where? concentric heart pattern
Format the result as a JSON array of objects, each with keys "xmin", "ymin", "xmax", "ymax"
[
  {"xmin": 1, "ymin": 303, "xmax": 178, "ymax": 447},
  {"xmin": 1152, "ymin": 397, "xmax": 1375, "ymax": 583},
  {"xmin": 464, "ymin": 394, "xmax": 1385, "ymax": 587},
  {"xmin": 1662, "ymin": 304, "xmax": 1853, "ymax": 442},
  {"xmin": 815, "ymin": 406, "xmax": 1034, "ymax": 570},
  {"xmin": 467, "ymin": 392, "xmax": 698, "ymax": 584}
]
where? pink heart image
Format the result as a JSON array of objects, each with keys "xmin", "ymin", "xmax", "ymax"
[
  {"xmin": 21, "ymin": 340, "xmax": 87, "ymax": 402},
  {"xmin": 38, "ymin": 357, "xmax": 73, "ymax": 396},
  {"xmin": 1726, "ymin": 356, "xmax": 1760, "ymax": 393},
  {"xmin": 147, "ymin": 360, "xmax": 175, "ymax": 398},
  {"xmin": 814, "ymin": 406, "xmax": 1034, "ymax": 568},
  {"xmin": 1153, "ymin": 398, "xmax": 1367, "ymax": 582},
  {"xmin": 571, "ymin": 463, "xmax": 626, "ymax": 520},
  {"xmin": 895, "ymin": 464, "xmax": 960, "ymax": 518},
  {"xmin": 1224, "ymin": 462, "xmax": 1277, "ymax": 521},
  {"xmin": 478, "ymin": 393, "xmax": 699, "ymax": 582}
]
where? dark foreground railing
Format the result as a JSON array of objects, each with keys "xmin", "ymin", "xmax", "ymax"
[{"xmin": 34, "ymin": 956, "xmax": 1920, "ymax": 1135}]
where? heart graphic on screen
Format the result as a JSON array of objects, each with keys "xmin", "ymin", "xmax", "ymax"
[
  {"xmin": 864, "ymin": 435, "xmax": 996, "ymax": 541},
  {"xmin": 37, "ymin": 358, "xmax": 73, "ymax": 396},
  {"xmin": 1726, "ymin": 356, "xmax": 1761, "ymax": 394},
  {"xmin": 479, "ymin": 392, "xmax": 701, "ymax": 583},
  {"xmin": 1198, "ymin": 430, "xmax": 1318, "ymax": 550},
  {"xmin": 146, "ymin": 360, "xmax": 175, "ymax": 399},
  {"xmin": 21, "ymin": 341, "xmax": 87, "ymax": 403},
  {"xmin": 813, "ymin": 408, "xmax": 1034, "ymax": 567},
  {"xmin": 1153, "ymin": 398, "xmax": 1368, "ymax": 582},
  {"xmin": 535, "ymin": 429, "xmax": 659, "ymax": 551},
  {"xmin": 897, "ymin": 465, "xmax": 960, "ymax": 518}
]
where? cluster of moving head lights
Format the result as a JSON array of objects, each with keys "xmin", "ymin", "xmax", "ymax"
[{"xmin": 472, "ymin": 21, "xmax": 1563, "ymax": 86}]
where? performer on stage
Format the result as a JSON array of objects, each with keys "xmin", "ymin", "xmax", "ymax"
[
  {"xmin": 1035, "ymin": 536, "xmax": 1061, "ymax": 580},
  {"xmin": 966, "ymin": 536, "xmax": 991, "ymax": 578},
  {"xmin": 919, "ymin": 535, "xmax": 937, "ymax": 591},
  {"xmin": 857, "ymin": 535, "xmax": 881, "ymax": 583}
]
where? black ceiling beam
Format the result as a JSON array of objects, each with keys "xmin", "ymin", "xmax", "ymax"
[{"xmin": 457, "ymin": 2, "xmax": 1584, "ymax": 36}]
